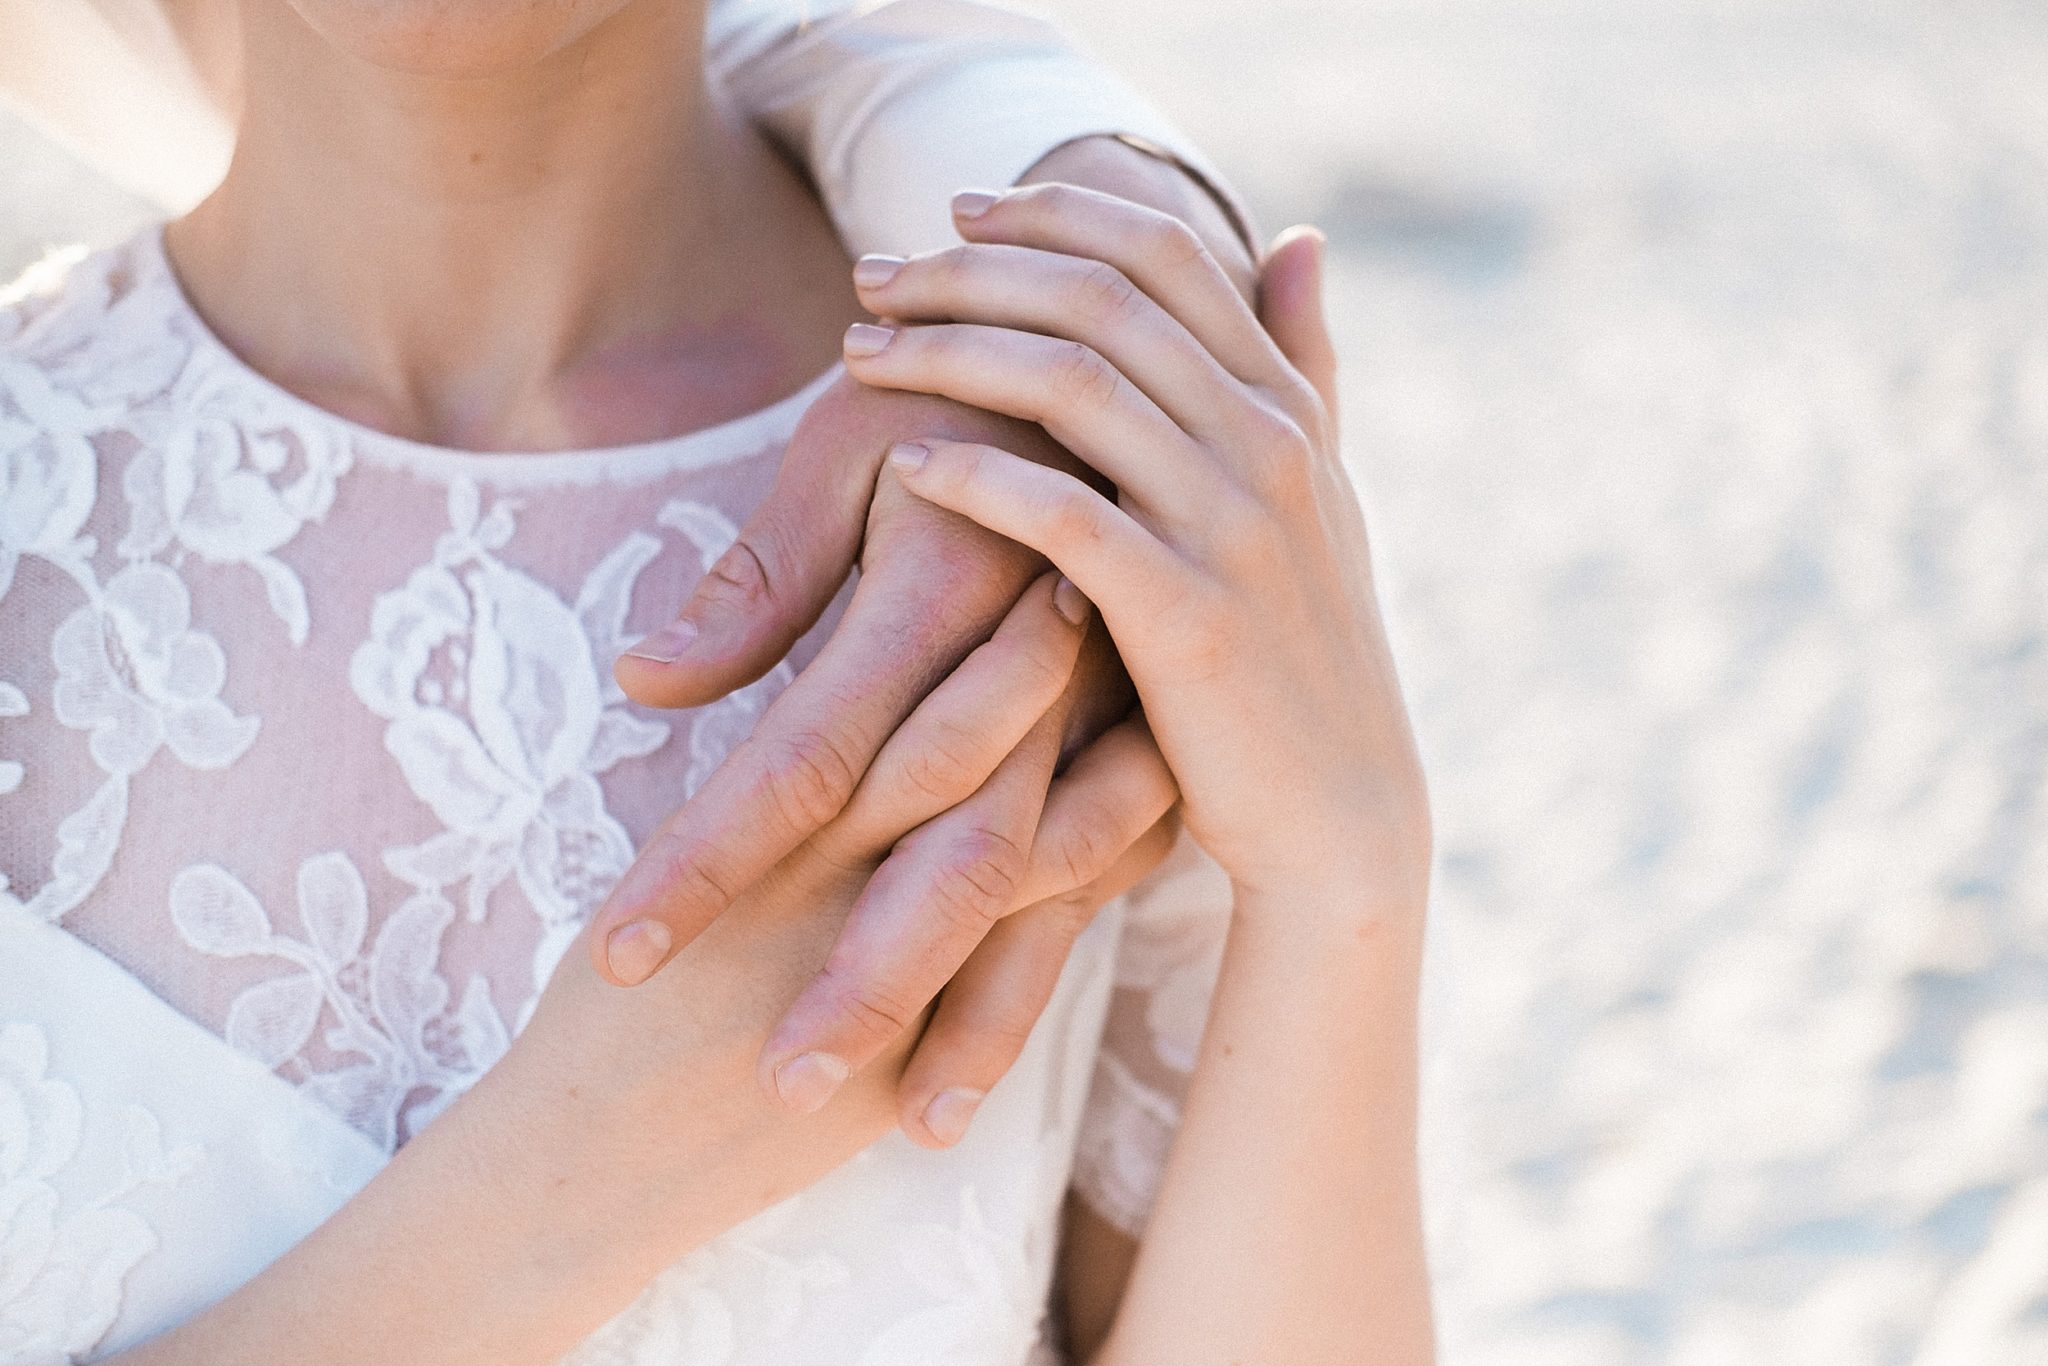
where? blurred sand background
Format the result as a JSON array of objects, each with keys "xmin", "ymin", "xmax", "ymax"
[{"xmin": 4, "ymin": 1, "xmax": 2045, "ymax": 1361}]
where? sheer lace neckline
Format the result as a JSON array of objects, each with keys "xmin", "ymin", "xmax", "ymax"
[{"xmin": 140, "ymin": 227, "xmax": 846, "ymax": 489}]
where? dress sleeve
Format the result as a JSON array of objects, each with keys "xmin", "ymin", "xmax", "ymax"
[
  {"xmin": 1069, "ymin": 830, "xmax": 1234, "ymax": 1239},
  {"xmin": 709, "ymin": 0, "xmax": 1247, "ymax": 258}
]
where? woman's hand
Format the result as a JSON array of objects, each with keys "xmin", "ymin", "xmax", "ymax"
[
  {"xmin": 843, "ymin": 185, "xmax": 1428, "ymax": 918},
  {"xmin": 848, "ymin": 209, "xmax": 1436, "ymax": 1364}
]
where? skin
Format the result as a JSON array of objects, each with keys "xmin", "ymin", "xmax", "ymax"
[
  {"xmin": 598, "ymin": 134, "xmax": 1257, "ymax": 1144},
  {"xmin": 157, "ymin": 0, "xmax": 1260, "ymax": 1153},
  {"xmin": 114, "ymin": 0, "xmax": 1266, "ymax": 1353},
  {"xmin": 116, "ymin": 577, "xmax": 1116, "ymax": 1364},
  {"xmin": 843, "ymin": 190, "xmax": 1436, "ymax": 1364}
]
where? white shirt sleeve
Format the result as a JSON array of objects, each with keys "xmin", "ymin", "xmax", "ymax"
[
  {"xmin": 3, "ymin": 1, "xmax": 1237, "ymax": 258},
  {"xmin": 0, "ymin": 0, "xmax": 233, "ymax": 211},
  {"xmin": 710, "ymin": 0, "xmax": 1241, "ymax": 257}
]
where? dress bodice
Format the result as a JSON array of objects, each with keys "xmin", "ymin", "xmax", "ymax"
[{"xmin": 0, "ymin": 233, "xmax": 1232, "ymax": 1365}]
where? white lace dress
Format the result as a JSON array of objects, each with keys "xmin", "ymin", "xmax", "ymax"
[{"xmin": 0, "ymin": 232, "xmax": 1233, "ymax": 1365}]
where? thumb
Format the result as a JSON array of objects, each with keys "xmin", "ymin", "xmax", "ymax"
[
  {"xmin": 1257, "ymin": 225, "xmax": 1339, "ymax": 418},
  {"xmin": 616, "ymin": 435, "xmax": 869, "ymax": 710}
]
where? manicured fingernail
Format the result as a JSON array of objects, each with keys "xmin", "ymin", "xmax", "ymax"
[
  {"xmin": 844, "ymin": 322, "xmax": 896, "ymax": 357},
  {"xmin": 623, "ymin": 620, "xmax": 696, "ymax": 664},
  {"xmin": 887, "ymin": 442, "xmax": 929, "ymax": 475},
  {"xmin": 922, "ymin": 1087, "xmax": 986, "ymax": 1146},
  {"xmin": 952, "ymin": 189, "xmax": 1001, "ymax": 219},
  {"xmin": 854, "ymin": 254, "xmax": 906, "ymax": 289},
  {"xmin": 604, "ymin": 920, "xmax": 671, "ymax": 986},
  {"xmin": 1052, "ymin": 576, "xmax": 1091, "ymax": 626},
  {"xmin": 774, "ymin": 1052, "xmax": 851, "ymax": 1113}
]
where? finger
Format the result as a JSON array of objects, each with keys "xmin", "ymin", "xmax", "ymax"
[
  {"xmin": 892, "ymin": 897, "xmax": 1090, "ymax": 1147},
  {"xmin": 1257, "ymin": 226, "xmax": 1340, "ymax": 419},
  {"xmin": 897, "ymin": 810, "xmax": 1181, "ymax": 1147},
  {"xmin": 615, "ymin": 398, "xmax": 872, "ymax": 710},
  {"xmin": 842, "ymin": 322, "xmax": 1220, "ymax": 522},
  {"xmin": 759, "ymin": 713, "xmax": 1066, "ymax": 1111},
  {"xmin": 824, "ymin": 572, "xmax": 1089, "ymax": 858},
  {"xmin": 950, "ymin": 182, "xmax": 1299, "ymax": 396},
  {"xmin": 1013, "ymin": 713, "xmax": 1180, "ymax": 907},
  {"xmin": 1053, "ymin": 616, "xmax": 1136, "ymax": 768},
  {"xmin": 592, "ymin": 480, "xmax": 1053, "ymax": 988},
  {"xmin": 853, "ymin": 244, "xmax": 1256, "ymax": 447},
  {"xmin": 885, "ymin": 440, "xmax": 1186, "ymax": 644},
  {"xmin": 592, "ymin": 554, "xmax": 1016, "ymax": 986},
  {"xmin": 893, "ymin": 724, "xmax": 1180, "ymax": 1148}
]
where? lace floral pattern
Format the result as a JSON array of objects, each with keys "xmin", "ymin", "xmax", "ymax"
[
  {"xmin": 0, "ymin": 1023, "xmax": 200, "ymax": 1365},
  {"xmin": 0, "ymin": 234, "xmax": 815, "ymax": 1148},
  {"xmin": 349, "ymin": 478, "xmax": 668, "ymax": 1006},
  {"xmin": 565, "ymin": 1199, "xmax": 853, "ymax": 1366},
  {"xmin": 0, "ymin": 230, "xmax": 1228, "ymax": 1364}
]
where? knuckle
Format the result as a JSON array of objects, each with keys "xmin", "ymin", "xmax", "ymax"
[
  {"xmin": 897, "ymin": 724, "xmax": 989, "ymax": 805},
  {"xmin": 1046, "ymin": 341, "xmax": 1121, "ymax": 410},
  {"xmin": 1022, "ymin": 181, "xmax": 1084, "ymax": 220},
  {"xmin": 1040, "ymin": 483, "xmax": 1106, "ymax": 549},
  {"xmin": 1146, "ymin": 215, "xmax": 1209, "ymax": 271},
  {"xmin": 1049, "ymin": 814, "xmax": 1121, "ymax": 892},
  {"xmin": 1244, "ymin": 405, "xmax": 1317, "ymax": 494},
  {"xmin": 1276, "ymin": 374, "xmax": 1330, "ymax": 437},
  {"xmin": 1073, "ymin": 260, "xmax": 1142, "ymax": 326},
  {"xmin": 924, "ymin": 829, "xmax": 1026, "ymax": 932},
  {"xmin": 698, "ymin": 536, "xmax": 775, "ymax": 610},
  {"xmin": 764, "ymin": 728, "xmax": 863, "ymax": 832},
  {"xmin": 932, "ymin": 244, "xmax": 975, "ymax": 289},
  {"xmin": 642, "ymin": 835, "xmax": 739, "ymax": 920},
  {"xmin": 824, "ymin": 972, "xmax": 922, "ymax": 1043}
]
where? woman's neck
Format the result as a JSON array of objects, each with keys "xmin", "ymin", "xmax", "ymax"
[{"xmin": 166, "ymin": 2, "xmax": 858, "ymax": 451}]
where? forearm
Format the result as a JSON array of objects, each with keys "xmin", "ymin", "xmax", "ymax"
[
  {"xmin": 113, "ymin": 1062, "xmax": 674, "ymax": 1365},
  {"xmin": 113, "ymin": 880, "xmax": 910, "ymax": 1365},
  {"xmin": 1089, "ymin": 891, "xmax": 1433, "ymax": 1366}
]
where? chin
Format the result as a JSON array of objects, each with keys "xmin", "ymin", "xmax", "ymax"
[{"xmin": 283, "ymin": 0, "xmax": 643, "ymax": 77}]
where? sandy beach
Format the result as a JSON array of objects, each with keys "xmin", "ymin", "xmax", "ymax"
[{"xmin": 4, "ymin": 2, "xmax": 2044, "ymax": 1360}]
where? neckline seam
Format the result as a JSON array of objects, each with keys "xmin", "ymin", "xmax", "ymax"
[{"xmin": 137, "ymin": 226, "xmax": 840, "ymax": 488}]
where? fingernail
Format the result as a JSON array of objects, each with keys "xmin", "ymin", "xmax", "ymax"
[
  {"xmin": 952, "ymin": 189, "xmax": 1001, "ymax": 219},
  {"xmin": 922, "ymin": 1087, "xmax": 986, "ymax": 1146},
  {"xmin": 774, "ymin": 1052, "xmax": 851, "ymax": 1113},
  {"xmin": 854, "ymin": 254, "xmax": 906, "ymax": 289},
  {"xmin": 844, "ymin": 322, "xmax": 896, "ymax": 357},
  {"xmin": 1052, "ymin": 576, "xmax": 1091, "ymax": 626},
  {"xmin": 604, "ymin": 920, "xmax": 671, "ymax": 986},
  {"xmin": 887, "ymin": 441, "xmax": 929, "ymax": 475},
  {"xmin": 623, "ymin": 620, "xmax": 696, "ymax": 664}
]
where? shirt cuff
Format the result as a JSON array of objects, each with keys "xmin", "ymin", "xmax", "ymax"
[{"xmin": 734, "ymin": 0, "xmax": 1246, "ymax": 258}]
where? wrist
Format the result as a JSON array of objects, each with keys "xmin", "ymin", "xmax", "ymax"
[{"xmin": 1224, "ymin": 824, "xmax": 1431, "ymax": 935}]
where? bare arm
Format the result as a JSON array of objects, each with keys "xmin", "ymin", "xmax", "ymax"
[
  {"xmin": 108, "ymin": 580, "xmax": 1101, "ymax": 1365},
  {"xmin": 831, "ymin": 193, "xmax": 1436, "ymax": 1362}
]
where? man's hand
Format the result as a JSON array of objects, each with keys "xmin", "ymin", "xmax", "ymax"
[
  {"xmin": 602, "ymin": 377, "xmax": 1179, "ymax": 1142},
  {"xmin": 594, "ymin": 141, "xmax": 1255, "ymax": 1145}
]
